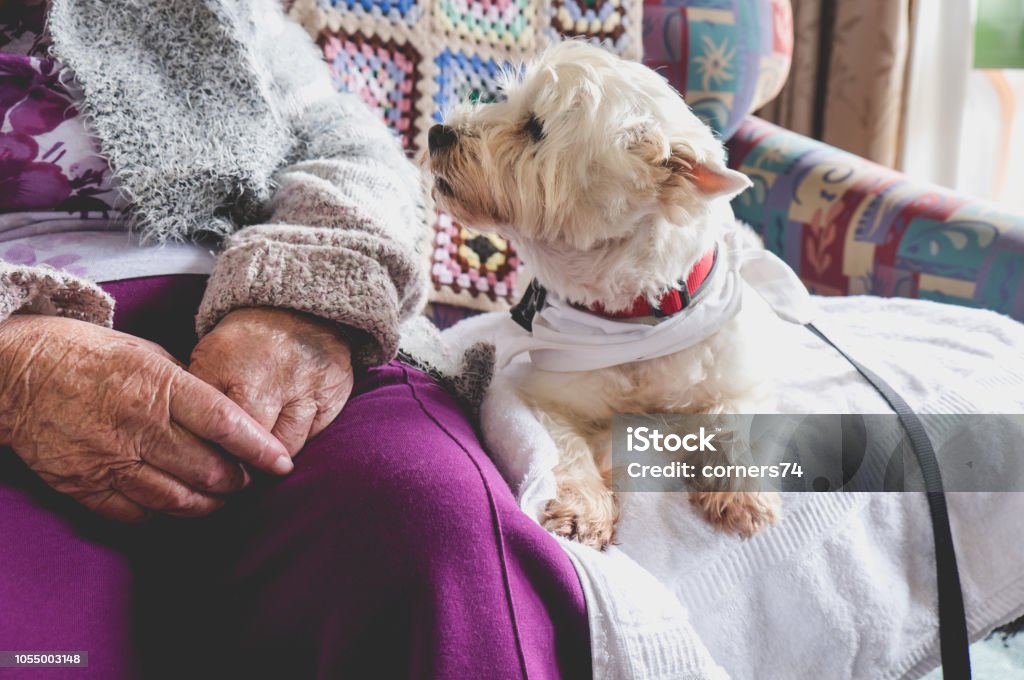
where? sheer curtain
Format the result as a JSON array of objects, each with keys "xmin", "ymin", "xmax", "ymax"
[
  {"xmin": 898, "ymin": 0, "xmax": 975, "ymax": 189},
  {"xmin": 901, "ymin": 0, "xmax": 1024, "ymax": 211}
]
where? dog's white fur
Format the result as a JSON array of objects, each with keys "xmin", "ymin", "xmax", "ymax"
[{"xmin": 427, "ymin": 41, "xmax": 783, "ymax": 548}]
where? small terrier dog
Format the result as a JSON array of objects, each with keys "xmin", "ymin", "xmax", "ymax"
[{"xmin": 425, "ymin": 41, "xmax": 783, "ymax": 549}]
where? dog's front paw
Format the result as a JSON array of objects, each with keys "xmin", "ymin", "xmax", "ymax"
[
  {"xmin": 541, "ymin": 481, "xmax": 618, "ymax": 551},
  {"xmin": 690, "ymin": 491, "xmax": 780, "ymax": 538}
]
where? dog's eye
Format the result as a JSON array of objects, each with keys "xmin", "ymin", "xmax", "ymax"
[
  {"xmin": 525, "ymin": 114, "xmax": 544, "ymax": 142},
  {"xmin": 469, "ymin": 89, "xmax": 505, "ymax": 104}
]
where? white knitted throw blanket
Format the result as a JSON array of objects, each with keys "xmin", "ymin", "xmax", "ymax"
[{"xmin": 442, "ymin": 295, "xmax": 1024, "ymax": 680}]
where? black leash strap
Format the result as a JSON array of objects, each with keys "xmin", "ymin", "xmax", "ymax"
[{"xmin": 806, "ymin": 323, "xmax": 971, "ymax": 679}]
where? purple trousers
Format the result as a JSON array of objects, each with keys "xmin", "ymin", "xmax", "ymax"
[{"xmin": 0, "ymin": 275, "xmax": 590, "ymax": 679}]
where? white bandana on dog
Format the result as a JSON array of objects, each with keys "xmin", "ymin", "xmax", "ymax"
[{"xmin": 499, "ymin": 232, "xmax": 814, "ymax": 372}]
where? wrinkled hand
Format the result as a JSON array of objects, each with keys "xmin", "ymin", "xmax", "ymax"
[
  {"xmin": 0, "ymin": 315, "xmax": 293, "ymax": 522},
  {"xmin": 189, "ymin": 308, "xmax": 354, "ymax": 457}
]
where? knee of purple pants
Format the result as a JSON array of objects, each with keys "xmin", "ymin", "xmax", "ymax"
[
  {"xmin": 0, "ymin": 454, "xmax": 140, "ymax": 680},
  {"xmin": 205, "ymin": 361, "xmax": 590, "ymax": 679}
]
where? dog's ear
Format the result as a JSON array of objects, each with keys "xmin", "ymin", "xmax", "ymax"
[{"xmin": 665, "ymin": 142, "xmax": 752, "ymax": 200}]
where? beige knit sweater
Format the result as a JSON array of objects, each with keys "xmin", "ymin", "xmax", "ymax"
[{"xmin": 0, "ymin": 0, "xmax": 428, "ymax": 366}]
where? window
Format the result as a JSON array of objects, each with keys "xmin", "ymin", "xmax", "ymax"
[{"xmin": 956, "ymin": 0, "xmax": 1024, "ymax": 210}]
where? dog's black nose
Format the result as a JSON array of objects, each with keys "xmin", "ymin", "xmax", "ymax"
[{"xmin": 428, "ymin": 124, "xmax": 457, "ymax": 153}]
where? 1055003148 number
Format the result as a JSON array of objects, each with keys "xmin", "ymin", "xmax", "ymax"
[{"xmin": 0, "ymin": 652, "xmax": 88, "ymax": 667}]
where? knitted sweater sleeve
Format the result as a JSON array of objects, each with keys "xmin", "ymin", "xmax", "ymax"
[
  {"xmin": 0, "ymin": 262, "xmax": 114, "ymax": 327},
  {"xmin": 194, "ymin": 13, "xmax": 429, "ymax": 367}
]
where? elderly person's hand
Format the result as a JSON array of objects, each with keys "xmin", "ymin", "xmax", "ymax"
[
  {"xmin": 0, "ymin": 315, "xmax": 293, "ymax": 522},
  {"xmin": 189, "ymin": 308, "xmax": 354, "ymax": 457}
]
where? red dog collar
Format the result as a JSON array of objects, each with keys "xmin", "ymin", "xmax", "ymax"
[
  {"xmin": 509, "ymin": 244, "xmax": 719, "ymax": 332},
  {"xmin": 583, "ymin": 245, "xmax": 718, "ymax": 319}
]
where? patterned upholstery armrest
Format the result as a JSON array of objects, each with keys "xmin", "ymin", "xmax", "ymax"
[{"xmin": 726, "ymin": 116, "xmax": 1024, "ymax": 322}]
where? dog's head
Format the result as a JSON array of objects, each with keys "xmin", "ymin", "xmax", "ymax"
[{"xmin": 424, "ymin": 40, "xmax": 751, "ymax": 311}]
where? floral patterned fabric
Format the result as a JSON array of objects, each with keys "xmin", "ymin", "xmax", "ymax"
[
  {"xmin": 727, "ymin": 116, "xmax": 1024, "ymax": 322},
  {"xmin": 0, "ymin": 9, "xmax": 212, "ymax": 282},
  {"xmin": 0, "ymin": 10, "xmax": 127, "ymax": 229}
]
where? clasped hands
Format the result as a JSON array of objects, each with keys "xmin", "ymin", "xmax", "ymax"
[{"xmin": 0, "ymin": 307, "xmax": 354, "ymax": 521}]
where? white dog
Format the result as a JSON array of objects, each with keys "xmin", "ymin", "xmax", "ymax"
[{"xmin": 425, "ymin": 41, "xmax": 810, "ymax": 549}]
